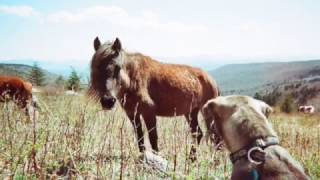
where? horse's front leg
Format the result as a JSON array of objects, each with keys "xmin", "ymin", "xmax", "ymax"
[
  {"xmin": 142, "ymin": 112, "xmax": 158, "ymax": 152},
  {"xmin": 127, "ymin": 112, "xmax": 145, "ymax": 152}
]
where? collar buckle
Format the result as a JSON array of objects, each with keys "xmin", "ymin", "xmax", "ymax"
[
  {"xmin": 230, "ymin": 137, "xmax": 279, "ymax": 164},
  {"xmin": 247, "ymin": 146, "xmax": 266, "ymax": 165}
]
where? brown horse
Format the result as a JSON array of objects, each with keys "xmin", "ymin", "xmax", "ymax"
[
  {"xmin": 89, "ymin": 37, "xmax": 219, "ymax": 159},
  {"xmin": 0, "ymin": 76, "xmax": 38, "ymax": 115}
]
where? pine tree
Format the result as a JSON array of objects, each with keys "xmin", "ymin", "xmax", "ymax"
[
  {"xmin": 254, "ymin": 92, "xmax": 262, "ymax": 100},
  {"xmin": 66, "ymin": 68, "xmax": 81, "ymax": 91},
  {"xmin": 55, "ymin": 75, "xmax": 65, "ymax": 88},
  {"xmin": 280, "ymin": 95, "xmax": 294, "ymax": 113},
  {"xmin": 28, "ymin": 62, "xmax": 46, "ymax": 86}
]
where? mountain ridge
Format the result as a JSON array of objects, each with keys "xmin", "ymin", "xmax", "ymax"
[
  {"xmin": 0, "ymin": 63, "xmax": 59, "ymax": 84},
  {"xmin": 210, "ymin": 59, "xmax": 320, "ymax": 94}
]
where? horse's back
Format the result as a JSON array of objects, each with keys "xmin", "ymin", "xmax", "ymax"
[
  {"xmin": 0, "ymin": 76, "xmax": 33, "ymax": 98},
  {"xmin": 135, "ymin": 57, "xmax": 219, "ymax": 115},
  {"xmin": 0, "ymin": 76, "xmax": 26, "ymax": 89}
]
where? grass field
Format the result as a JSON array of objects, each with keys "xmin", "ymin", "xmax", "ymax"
[{"xmin": 0, "ymin": 94, "xmax": 319, "ymax": 179}]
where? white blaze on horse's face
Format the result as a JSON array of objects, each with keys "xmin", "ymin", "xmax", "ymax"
[
  {"xmin": 113, "ymin": 52, "xmax": 124, "ymax": 66},
  {"xmin": 93, "ymin": 37, "xmax": 124, "ymax": 109},
  {"xmin": 105, "ymin": 77, "xmax": 118, "ymax": 97},
  {"xmin": 105, "ymin": 52, "xmax": 124, "ymax": 98}
]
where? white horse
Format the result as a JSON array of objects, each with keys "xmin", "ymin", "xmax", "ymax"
[{"xmin": 298, "ymin": 105, "xmax": 315, "ymax": 113}]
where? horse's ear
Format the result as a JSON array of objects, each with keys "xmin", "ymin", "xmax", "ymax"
[
  {"xmin": 112, "ymin": 37, "xmax": 122, "ymax": 52},
  {"xmin": 94, "ymin": 37, "xmax": 101, "ymax": 51}
]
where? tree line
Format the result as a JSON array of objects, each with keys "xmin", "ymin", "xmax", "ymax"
[{"xmin": 28, "ymin": 62, "xmax": 82, "ymax": 91}]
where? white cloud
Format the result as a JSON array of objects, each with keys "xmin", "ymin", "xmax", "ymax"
[
  {"xmin": 47, "ymin": 6, "xmax": 127, "ymax": 23},
  {"xmin": 0, "ymin": 5, "xmax": 213, "ymax": 59},
  {"xmin": 239, "ymin": 22, "xmax": 261, "ymax": 33},
  {"xmin": 0, "ymin": 5, "xmax": 37, "ymax": 17},
  {"xmin": 46, "ymin": 6, "xmax": 208, "ymax": 33},
  {"xmin": 1, "ymin": 3, "xmax": 319, "ymax": 65}
]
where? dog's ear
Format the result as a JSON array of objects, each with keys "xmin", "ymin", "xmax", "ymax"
[
  {"xmin": 202, "ymin": 99, "xmax": 216, "ymax": 119},
  {"xmin": 258, "ymin": 100, "xmax": 273, "ymax": 118},
  {"xmin": 264, "ymin": 104, "xmax": 273, "ymax": 118},
  {"xmin": 203, "ymin": 97, "xmax": 237, "ymax": 122}
]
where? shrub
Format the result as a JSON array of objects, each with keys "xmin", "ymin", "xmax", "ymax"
[
  {"xmin": 254, "ymin": 92, "xmax": 263, "ymax": 100},
  {"xmin": 280, "ymin": 95, "xmax": 295, "ymax": 113},
  {"xmin": 42, "ymin": 85, "xmax": 64, "ymax": 96},
  {"xmin": 28, "ymin": 62, "xmax": 46, "ymax": 86},
  {"xmin": 262, "ymin": 89, "xmax": 281, "ymax": 106},
  {"xmin": 66, "ymin": 68, "xmax": 81, "ymax": 91}
]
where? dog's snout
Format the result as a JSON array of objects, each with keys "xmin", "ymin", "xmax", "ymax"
[{"xmin": 100, "ymin": 95, "xmax": 116, "ymax": 109}]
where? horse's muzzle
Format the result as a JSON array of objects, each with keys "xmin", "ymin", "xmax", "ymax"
[
  {"xmin": 100, "ymin": 95, "xmax": 116, "ymax": 110},
  {"xmin": 31, "ymin": 95, "xmax": 40, "ymax": 109}
]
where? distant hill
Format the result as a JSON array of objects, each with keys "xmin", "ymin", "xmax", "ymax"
[
  {"xmin": 210, "ymin": 60, "xmax": 320, "ymax": 94},
  {"xmin": 0, "ymin": 59, "xmax": 90, "ymax": 78},
  {"xmin": 209, "ymin": 59, "xmax": 320, "ymax": 111},
  {"xmin": 0, "ymin": 63, "xmax": 59, "ymax": 84}
]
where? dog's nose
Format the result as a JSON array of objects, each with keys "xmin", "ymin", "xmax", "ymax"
[{"xmin": 100, "ymin": 95, "xmax": 116, "ymax": 109}]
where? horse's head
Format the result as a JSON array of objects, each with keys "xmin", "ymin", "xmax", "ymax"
[
  {"xmin": 21, "ymin": 81, "xmax": 41, "ymax": 115},
  {"xmin": 90, "ymin": 37, "xmax": 124, "ymax": 110}
]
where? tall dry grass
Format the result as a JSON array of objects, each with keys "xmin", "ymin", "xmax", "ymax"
[{"xmin": 0, "ymin": 95, "xmax": 319, "ymax": 179}]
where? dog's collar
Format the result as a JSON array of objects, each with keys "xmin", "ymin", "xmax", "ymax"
[{"xmin": 230, "ymin": 136, "xmax": 279, "ymax": 164}]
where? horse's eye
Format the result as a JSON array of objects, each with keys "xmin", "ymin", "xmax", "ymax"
[
  {"xmin": 105, "ymin": 66, "xmax": 113, "ymax": 76},
  {"xmin": 113, "ymin": 65, "xmax": 121, "ymax": 78}
]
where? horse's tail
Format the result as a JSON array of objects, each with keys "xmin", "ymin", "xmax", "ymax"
[
  {"xmin": 204, "ymin": 73, "xmax": 220, "ymax": 98},
  {"xmin": 217, "ymin": 87, "xmax": 221, "ymax": 96}
]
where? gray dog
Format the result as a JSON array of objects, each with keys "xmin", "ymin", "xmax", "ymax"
[{"xmin": 202, "ymin": 95, "xmax": 309, "ymax": 180}]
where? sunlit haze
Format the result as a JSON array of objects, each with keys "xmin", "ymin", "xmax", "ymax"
[{"xmin": 1, "ymin": 0, "xmax": 320, "ymax": 71}]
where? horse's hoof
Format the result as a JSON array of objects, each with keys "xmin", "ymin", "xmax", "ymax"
[
  {"xmin": 142, "ymin": 151, "xmax": 168, "ymax": 172},
  {"xmin": 188, "ymin": 155, "xmax": 197, "ymax": 162},
  {"xmin": 189, "ymin": 147, "xmax": 198, "ymax": 162}
]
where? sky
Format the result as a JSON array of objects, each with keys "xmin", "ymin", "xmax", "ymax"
[{"xmin": 0, "ymin": 0, "xmax": 320, "ymax": 70}]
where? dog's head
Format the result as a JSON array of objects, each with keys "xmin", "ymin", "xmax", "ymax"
[{"xmin": 202, "ymin": 95, "xmax": 276, "ymax": 152}]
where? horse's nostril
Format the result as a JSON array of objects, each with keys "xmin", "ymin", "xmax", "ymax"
[{"xmin": 100, "ymin": 95, "xmax": 116, "ymax": 109}]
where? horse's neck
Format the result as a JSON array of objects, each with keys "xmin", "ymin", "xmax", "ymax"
[
  {"xmin": 123, "ymin": 52, "xmax": 145, "ymax": 77},
  {"xmin": 117, "ymin": 53, "xmax": 139, "ymax": 92},
  {"xmin": 117, "ymin": 52, "xmax": 152, "ymax": 100}
]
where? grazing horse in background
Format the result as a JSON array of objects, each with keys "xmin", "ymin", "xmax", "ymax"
[
  {"xmin": 89, "ymin": 37, "xmax": 220, "ymax": 160},
  {"xmin": 298, "ymin": 105, "xmax": 315, "ymax": 114},
  {"xmin": 0, "ymin": 76, "xmax": 38, "ymax": 115}
]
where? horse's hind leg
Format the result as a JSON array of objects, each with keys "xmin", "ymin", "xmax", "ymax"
[
  {"xmin": 142, "ymin": 112, "xmax": 158, "ymax": 152},
  {"xmin": 127, "ymin": 112, "xmax": 145, "ymax": 152},
  {"xmin": 185, "ymin": 108, "xmax": 203, "ymax": 161}
]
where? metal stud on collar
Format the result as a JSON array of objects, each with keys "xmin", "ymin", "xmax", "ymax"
[{"xmin": 247, "ymin": 147, "xmax": 264, "ymax": 165}]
